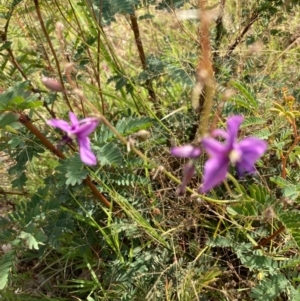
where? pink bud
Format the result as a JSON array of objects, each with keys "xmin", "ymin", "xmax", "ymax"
[
  {"xmin": 177, "ymin": 161, "xmax": 195, "ymax": 195},
  {"xmin": 41, "ymin": 76, "xmax": 64, "ymax": 92}
]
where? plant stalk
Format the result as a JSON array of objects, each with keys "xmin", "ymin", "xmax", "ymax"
[{"xmin": 129, "ymin": 13, "xmax": 157, "ymax": 106}]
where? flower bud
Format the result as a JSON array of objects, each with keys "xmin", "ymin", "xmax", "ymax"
[
  {"xmin": 55, "ymin": 22, "xmax": 64, "ymax": 32},
  {"xmin": 41, "ymin": 76, "xmax": 64, "ymax": 92},
  {"xmin": 133, "ymin": 130, "xmax": 151, "ymax": 141},
  {"xmin": 177, "ymin": 161, "xmax": 195, "ymax": 195}
]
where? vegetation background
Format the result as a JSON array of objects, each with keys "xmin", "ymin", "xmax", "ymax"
[{"xmin": 0, "ymin": 0, "xmax": 300, "ymax": 300}]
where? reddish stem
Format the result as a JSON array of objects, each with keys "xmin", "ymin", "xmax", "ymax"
[
  {"xmin": 129, "ymin": 13, "xmax": 157, "ymax": 105},
  {"xmin": 253, "ymin": 225, "xmax": 285, "ymax": 250}
]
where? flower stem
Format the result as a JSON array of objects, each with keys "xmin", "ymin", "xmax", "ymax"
[{"xmin": 227, "ymin": 173, "xmax": 245, "ymax": 196}]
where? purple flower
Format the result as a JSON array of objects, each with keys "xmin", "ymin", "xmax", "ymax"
[
  {"xmin": 47, "ymin": 112, "xmax": 99, "ymax": 165},
  {"xmin": 200, "ymin": 115, "xmax": 267, "ymax": 192}
]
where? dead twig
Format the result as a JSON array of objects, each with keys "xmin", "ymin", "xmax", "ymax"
[{"xmin": 224, "ymin": 11, "xmax": 259, "ymax": 59}]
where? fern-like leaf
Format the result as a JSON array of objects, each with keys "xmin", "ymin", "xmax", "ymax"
[
  {"xmin": 248, "ymin": 184, "xmax": 269, "ymax": 206},
  {"xmin": 55, "ymin": 155, "xmax": 88, "ymax": 186},
  {"xmin": 97, "ymin": 171, "xmax": 148, "ymax": 187},
  {"xmin": 279, "ymin": 210, "xmax": 300, "ymax": 249},
  {"xmin": 241, "ymin": 116, "xmax": 266, "ymax": 128},
  {"xmin": 0, "ymin": 250, "xmax": 15, "ymax": 290},
  {"xmin": 230, "ymin": 81, "xmax": 258, "ymax": 113},
  {"xmin": 92, "ymin": 0, "xmax": 140, "ymax": 25},
  {"xmin": 96, "ymin": 116, "xmax": 152, "ymax": 143},
  {"xmin": 250, "ymin": 274, "xmax": 289, "ymax": 301},
  {"xmin": 96, "ymin": 142, "xmax": 124, "ymax": 166}
]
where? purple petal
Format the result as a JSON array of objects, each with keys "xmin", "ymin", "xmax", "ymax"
[
  {"xmin": 78, "ymin": 137, "xmax": 97, "ymax": 165},
  {"xmin": 200, "ymin": 156, "xmax": 229, "ymax": 192},
  {"xmin": 79, "ymin": 117, "xmax": 99, "ymax": 125},
  {"xmin": 201, "ymin": 137, "xmax": 227, "ymax": 157},
  {"xmin": 236, "ymin": 137, "xmax": 267, "ymax": 175},
  {"xmin": 47, "ymin": 119, "xmax": 72, "ymax": 132},
  {"xmin": 211, "ymin": 129, "xmax": 228, "ymax": 139},
  {"xmin": 226, "ymin": 115, "xmax": 244, "ymax": 147},
  {"xmin": 177, "ymin": 161, "xmax": 195, "ymax": 195},
  {"xmin": 75, "ymin": 119, "xmax": 99, "ymax": 137},
  {"xmin": 171, "ymin": 145, "xmax": 201, "ymax": 158},
  {"xmin": 69, "ymin": 112, "xmax": 79, "ymax": 126}
]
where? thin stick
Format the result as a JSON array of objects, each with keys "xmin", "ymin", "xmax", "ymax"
[
  {"xmin": 224, "ymin": 11, "xmax": 259, "ymax": 59},
  {"xmin": 33, "ymin": 0, "xmax": 72, "ymax": 112},
  {"xmin": 129, "ymin": 13, "xmax": 157, "ymax": 106},
  {"xmin": 66, "ymin": 0, "xmax": 106, "ymax": 115},
  {"xmin": 253, "ymin": 225, "xmax": 285, "ymax": 250}
]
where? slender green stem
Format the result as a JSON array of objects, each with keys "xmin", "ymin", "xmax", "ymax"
[{"xmin": 227, "ymin": 173, "xmax": 245, "ymax": 196}]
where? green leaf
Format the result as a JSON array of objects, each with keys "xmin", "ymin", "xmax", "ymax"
[
  {"xmin": 241, "ymin": 116, "xmax": 266, "ymax": 128},
  {"xmin": 10, "ymin": 95, "xmax": 25, "ymax": 104},
  {"xmin": 0, "ymin": 81, "xmax": 37, "ymax": 110},
  {"xmin": 92, "ymin": 0, "xmax": 140, "ymax": 25},
  {"xmin": 55, "ymin": 155, "xmax": 89, "ymax": 187},
  {"xmin": 0, "ymin": 41, "xmax": 12, "ymax": 51},
  {"xmin": 241, "ymin": 254, "xmax": 278, "ymax": 273},
  {"xmin": 98, "ymin": 170, "xmax": 148, "ymax": 187},
  {"xmin": 11, "ymin": 172, "xmax": 27, "ymax": 189},
  {"xmin": 283, "ymin": 184, "xmax": 299, "ymax": 200},
  {"xmin": 96, "ymin": 116, "xmax": 152, "ymax": 143},
  {"xmin": 138, "ymin": 13, "xmax": 154, "ymax": 20},
  {"xmin": 0, "ymin": 250, "xmax": 15, "ymax": 290},
  {"xmin": 18, "ymin": 231, "xmax": 45, "ymax": 250},
  {"xmin": 250, "ymin": 274, "xmax": 289, "ymax": 300},
  {"xmin": 270, "ymin": 176, "xmax": 291, "ymax": 188},
  {"xmin": 227, "ymin": 201, "xmax": 258, "ymax": 217},
  {"xmin": 0, "ymin": 112, "xmax": 18, "ymax": 128},
  {"xmin": 22, "ymin": 99, "xmax": 43, "ymax": 109},
  {"xmin": 8, "ymin": 136, "xmax": 23, "ymax": 148},
  {"xmin": 166, "ymin": 64, "xmax": 194, "ymax": 87},
  {"xmin": 279, "ymin": 210, "xmax": 300, "ymax": 249},
  {"xmin": 64, "ymin": 155, "xmax": 89, "ymax": 186},
  {"xmin": 248, "ymin": 184, "xmax": 269, "ymax": 206},
  {"xmin": 252, "ymin": 128, "xmax": 271, "ymax": 139},
  {"xmin": 270, "ymin": 177, "xmax": 300, "ymax": 200},
  {"xmin": 96, "ymin": 142, "xmax": 124, "ymax": 166},
  {"xmin": 206, "ymin": 235, "xmax": 233, "ymax": 248},
  {"xmin": 107, "ymin": 74, "xmax": 129, "ymax": 91},
  {"xmin": 155, "ymin": 0, "xmax": 185, "ymax": 10},
  {"xmin": 230, "ymin": 81, "xmax": 258, "ymax": 112}
]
